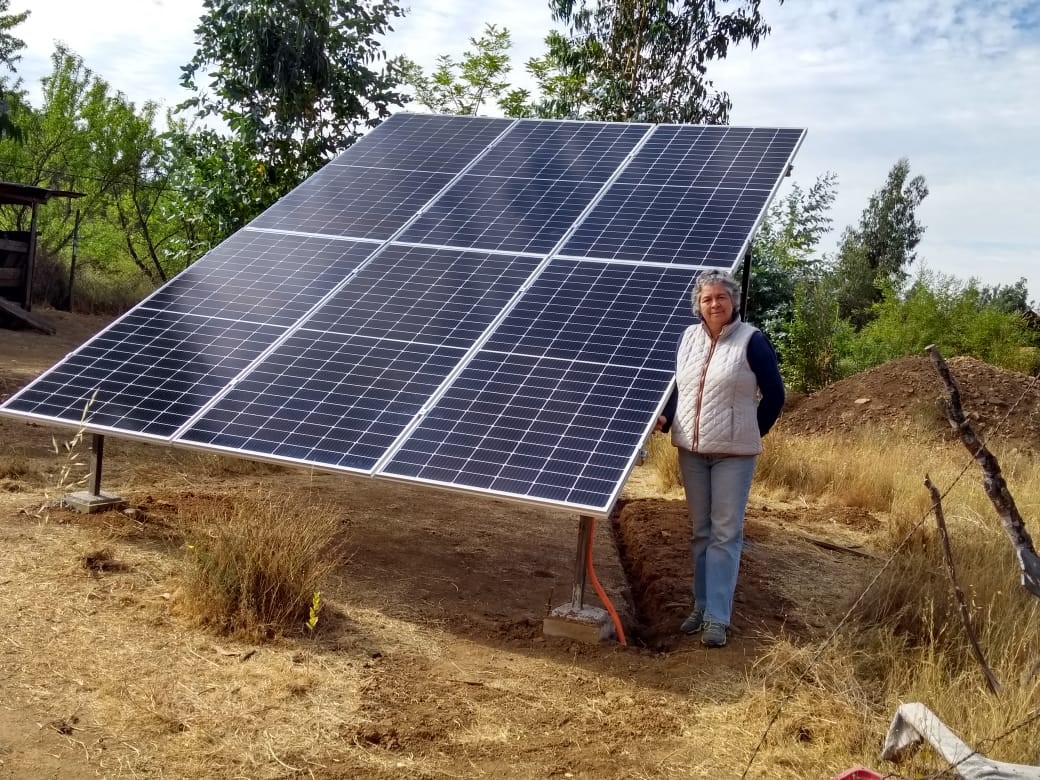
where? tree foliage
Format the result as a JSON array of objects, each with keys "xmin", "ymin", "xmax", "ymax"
[
  {"xmin": 401, "ymin": 24, "xmax": 529, "ymax": 117},
  {"xmin": 0, "ymin": 0, "xmax": 28, "ymax": 140},
  {"xmin": 778, "ymin": 275, "xmax": 854, "ymax": 393},
  {"xmin": 180, "ymin": 0, "xmax": 407, "ymax": 196},
  {"xmin": 535, "ymin": 0, "xmax": 781, "ymax": 123},
  {"xmin": 748, "ymin": 172, "xmax": 837, "ymax": 342},
  {"xmin": 0, "ymin": 47, "xmax": 172, "ymax": 307},
  {"xmin": 847, "ymin": 270, "xmax": 1040, "ymax": 375},
  {"xmin": 833, "ymin": 158, "xmax": 929, "ymax": 328}
]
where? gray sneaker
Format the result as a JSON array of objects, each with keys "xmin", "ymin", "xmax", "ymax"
[
  {"xmin": 680, "ymin": 609, "xmax": 704, "ymax": 635},
  {"xmin": 701, "ymin": 622, "xmax": 728, "ymax": 648}
]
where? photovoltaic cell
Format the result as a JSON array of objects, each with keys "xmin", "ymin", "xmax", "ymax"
[
  {"xmin": 3, "ymin": 309, "xmax": 284, "ymax": 438},
  {"xmin": 382, "ymin": 353, "xmax": 673, "ymax": 512},
  {"xmin": 301, "ymin": 244, "xmax": 541, "ymax": 349},
  {"xmin": 180, "ymin": 334, "xmax": 465, "ymax": 472},
  {"xmin": 141, "ymin": 231, "xmax": 379, "ymax": 327}
]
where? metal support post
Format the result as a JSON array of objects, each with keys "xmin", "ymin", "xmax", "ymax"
[
  {"xmin": 570, "ymin": 515, "xmax": 594, "ymax": 609},
  {"xmin": 88, "ymin": 433, "xmax": 104, "ymax": 497},
  {"xmin": 739, "ymin": 245, "xmax": 752, "ymax": 320},
  {"xmin": 63, "ymin": 433, "xmax": 124, "ymax": 514},
  {"xmin": 543, "ymin": 514, "xmax": 613, "ymax": 643}
]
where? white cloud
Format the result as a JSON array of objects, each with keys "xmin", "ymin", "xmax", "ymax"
[{"xmin": 11, "ymin": 0, "xmax": 202, "ymax": 110}]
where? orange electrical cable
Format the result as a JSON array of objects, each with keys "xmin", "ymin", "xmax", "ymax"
[{"xmin": 584, "ymin": 516, "xmax": 628, "ymax": 646}]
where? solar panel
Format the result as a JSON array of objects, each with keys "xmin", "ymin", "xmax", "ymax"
[
  {"xmin": 1, "ymin": 113, "xmax": 805, "ymax": 517},
  {"xmin": 178, "ymin": 245, "xmax": 542, "ymax": 467},
  {"xmin": 559, "ymin": 125, "xmax": 802, "ymax": 266},
  {"xmin": 180, "ymin": 334, "xmax": 464, "ymax": 471},
  {"xmin": 4, "ymin": 309, "xmax": 285, "ymax": 438},
  {"xmin": 251, "ymin": 113, "xmax": 512, "ymax": 239},
  {"xmin": 4, "ymin": 233, "xmax": 380, "ymax": 437},
  {"xmin": 381, "ymin": 353, "xmax": 673, "ymax": 511},
  {"xmin": 381, "ymin": 260, "xmax": 696, "ymax": 513},
  {"xmin": 142, "ymin": 231, "xmax": 380, "ymax": 325},
  {"xmin": 396, "ymin": 120, "xmax": 651, "ymax": 254},
  {"xmin": 301, "ymin": 244, "xmax": 542, "ymax": 348}
]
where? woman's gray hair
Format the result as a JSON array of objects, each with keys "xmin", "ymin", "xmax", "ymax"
[{"xmin": 691, "ymin": 269, "xmax": 741, "ymax": 313}]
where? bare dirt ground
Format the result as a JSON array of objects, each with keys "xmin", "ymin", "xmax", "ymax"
[{"xmin": 0, "ymin": 310, "xmax": 1033, "ymax": 779}]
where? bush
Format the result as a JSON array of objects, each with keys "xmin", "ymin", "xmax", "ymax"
[
  {"xmin": 846, "ymin": 270, "xmax": 1039, "ymax": 375},
  {"xmin": 177, "ymin": 491, "xmax": 345, "ymax": 640}
]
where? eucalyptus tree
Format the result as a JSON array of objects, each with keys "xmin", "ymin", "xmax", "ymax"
[
  {"xmin": 535, "ymin": 0, "xmax": 782, "ymax": 123},
  {"xmin": 833, "ymin": 158, "xmax": 929, "ymax": 328}
]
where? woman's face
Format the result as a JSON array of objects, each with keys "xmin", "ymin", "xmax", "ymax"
[{"xmin": 698, "ymin": 283, "xmax": 734, "ymax": 333}]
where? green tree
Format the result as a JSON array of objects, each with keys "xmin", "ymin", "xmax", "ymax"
[
  {"xmin": 833, "ymin": 158, "xmax": 929, "ymax": 328},
  {"xmin": 401, "ymin": 24, "xmax": 530, "ymax": 117},
  {"xmin": 748, "ymin": 172, "xmax": 837, "ymax": 342},
  {"xmin": 976, "ymin": 277, "xmax": 1031, "ymax": 314},
  {"xmin": 159, "ymin": 122, "xmax": 280, "ymax": 271},
  {"xmin": 535, "ymin": 0, "xmax": 782, "ymax": 123},
  {"xmin": 847, "ymin": 270, "xmax": 1039, "ymax": 375},
  {"xmin": 778, "ymin": 273, "xmax": 854, "ymax": 393},
  {"xmin": 0, "ymin": 47, "xmax": 173, "ymax": 306},
  {"xmin": 180, "ymin": 0, "xmax": 408, "ymax": 198},
  {"xmin": 0, "ymin": 0, "xmax": 28, "ymax": 139}
]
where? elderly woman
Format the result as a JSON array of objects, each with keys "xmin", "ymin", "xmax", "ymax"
[{"xmin": 656, "ymin": 270, "xmax": 785, "ymax": 648}]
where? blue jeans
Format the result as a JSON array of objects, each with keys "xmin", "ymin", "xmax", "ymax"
[{"xmin": 677, "ymin": 449, "xmax": 757, "ymax": 626}]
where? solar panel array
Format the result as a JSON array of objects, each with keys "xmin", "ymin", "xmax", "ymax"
[{"xmin": 1, "ymin": 113, "xmax": 804, "ymax": 516}]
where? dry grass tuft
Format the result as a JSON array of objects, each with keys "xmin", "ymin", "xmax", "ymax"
[
  {"xmin": 175, "ymin": 491, "xmax": 346, "ymax": 641},
  {"xmin": 643, "ymin": 432, "xmax": 682, "ymax": 493},
  {"xmin": 750, "ymin": 427, "xmax": 1040, "ymax": 771},
  {"xmin": 0, "ymin": 455, "xmax": 43, "ymax": 483}
]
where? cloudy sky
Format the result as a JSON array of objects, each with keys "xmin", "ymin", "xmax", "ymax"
[{"xmin": 9, "ymin": 0, "xmax": 1039, "ymax": 302}]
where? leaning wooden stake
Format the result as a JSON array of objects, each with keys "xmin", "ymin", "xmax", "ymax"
[
  {"xmin": 925, "ymin": 473, "xmax": 1001, "ymax": 694},
  {"xmin": 926, "ymin": 344, "xmax": 1040, "ymax": 599}
]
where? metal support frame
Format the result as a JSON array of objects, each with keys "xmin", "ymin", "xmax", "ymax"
[
  {"xmin": 87, "ymin": 433, "xmax": 104, "ymax": 496},
  {"xmin": 543, "ymin": 514, "xmax": 613, "ymax": 643},
  {"xmin": 739, "ymin": 244, "xmax": 752, "ymax": 320},
  {"xmin": 570, "ymin": 515, "xmax": 595, "ymax": 609}
]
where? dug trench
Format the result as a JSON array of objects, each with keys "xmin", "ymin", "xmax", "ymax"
[{"xmin": 611, "ymin": 496, "xmax": 883, "ymax": 652}]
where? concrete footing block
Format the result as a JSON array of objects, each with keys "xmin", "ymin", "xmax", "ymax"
[
  {"xmin": 543, "ymin": 604, "xmax": 615, "ymax": 644},
  {"xmin": 63, "ymin": 491, "xmax": 126, "ymax": 514}
]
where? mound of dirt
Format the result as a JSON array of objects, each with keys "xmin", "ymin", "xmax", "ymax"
[{"xmin": 779, "ymin": 355, "xmax": 1040, "ymax": 449}]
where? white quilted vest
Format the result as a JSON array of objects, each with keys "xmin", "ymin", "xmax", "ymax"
[{"xmin": 671, "ymin": 318, "xmax": 762, "ymax": 455}]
